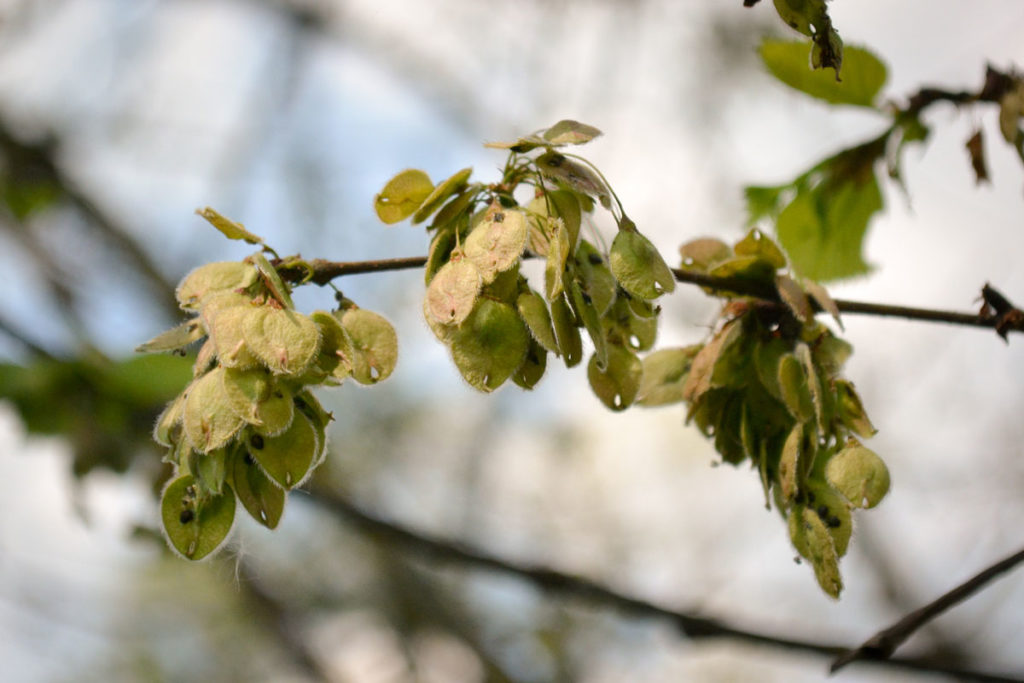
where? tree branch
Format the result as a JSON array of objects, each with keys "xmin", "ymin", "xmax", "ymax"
[
  {"xmin": 831, "ymin": 544, "xmax": 1024, "ymax": 673},
  {"xmin": 307, "ymin": 486, "xmax": 1024, "ymax": 682},
  {"xmin": 276, "ymin": 255, "xmax": 1021, "ymax": 338}
]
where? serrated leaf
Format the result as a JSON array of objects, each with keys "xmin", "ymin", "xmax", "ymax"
[
  {"xmin": 161, "ymin": 475, "xmax": 236, "ymax": 560},
  {"xmin": 244, "ymin": 307, "xmax": 321, "ymax": 376},
  {"xmin": 744, "ymin": 185, "xmax": 785, "ymax": 226},
  {"xmin": 176, "ymin": 261, "xmax": 259, "ymax": 311},
  {"xmin": 587, "ymin": 345, "xmax": 642, "ymax": 411},
  {"xmin": 183, "ymin": 367, "xmax": 245, "ymax": 453},
  {"xmin": 609, "ymin": 230, "xmax": 676, "ymax": 299},
  {"xmin": 195, "ymin": 207, "xmax": 264, "ymax": 244},
  {"xmin": 826, "ymin": 439, "xmax": 889, "ymax": 508},
  {"xmin": 776, "ymin": 170, "xmax": 881, "ymax": 282},
  {"xmin": 449, "ymin": 299, "xmax": 530, "ymax": 391},
  {"xmin": 374, "ymin": 169, "xmax": 434, "ymax": 224},
  {"xmin": 340, "ymin": 307, "xmax": 398, "ymax": 384},
  {"xmin": 464, "ymin": 208, "xmax": 528, "ymax": 283},
  {"xmin": 425, "ymin": 258, "xmax": 482, "ymax": 325},
  {"xmin": 246, "ymin": 412, "xmax": 318, "ymax": 489},
  {"xmin": 412, "ymin": 167, "xmax": 472, "ymax": 224},
  {"xmin": 516, "ymin": 290, "xmax": 559, "ymax": 353},
  {"xmin": 760, "ymin": 40, "xmax": 886, "ymax": 107},
  {"xmin": 637, "ymin": 346, "xmax": 699, "ymax": 407},
  {"xmin": 230, "ymin": 447, "xmax": 285, "ymax": 529},
  {"xmin": 136, "ymin": 318, "xmax": 205, "ymax": 353},
  {"xmin": 550, "ymin": 294, "xmax": 582, "ymax": 368},
  {"xmin": 542, "ymin": 120, "xmax": 603, "ymax": 145}
]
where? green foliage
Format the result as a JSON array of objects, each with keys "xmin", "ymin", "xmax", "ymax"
[
  {"xmin": 760, "ymin": 41, "xmax": 886, "ymax": 108},
  {"xmin": 745, "ymin": 138, "xmax": 886, "ymax": 282},
  {"xmin": 658, "ymin": 230, "xmax": 889, "ymax": 596},
  {"xmin": 137, "ymin": 220, "xmax": 399, "ymax": 558}
]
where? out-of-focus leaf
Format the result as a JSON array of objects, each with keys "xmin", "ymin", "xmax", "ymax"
[
  {"xmin": 195, "ymin": 207, "xmax": 264, "ymax": 244},
  {"xmin": 543, "ymin": 120, "xmax": 603, "ymax": 145},
  {"xmin": 374, "ymin": 169, "xmax": 433, "ymax": 224},
  {"xmin": 760, "ymin": 40, "xmax": 885, "ymax": 107}
]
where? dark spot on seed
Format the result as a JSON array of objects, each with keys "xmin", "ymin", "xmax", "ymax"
[
  {"xmin": 816, "ymin": 505, "xmax": 829, "ymax": 519},
  {"xmin": 493, "ymin": 212, "xmax": 505, "ymax": 223},
  {"xmin": 588, "ymin": 253, "xmax": 602, "ymax": 265},
  {"xmin": 581, "ymin": 291, "xmax": 592, "ymax": 305},
  {"xmin": 244, "ymin": 453, "xmax": 256, "ymax": 466},
  {"xmin": 828, "ymin": 516, "xmax": 841, "ymax": 528},
  {"xmin": 274, "ymin": 391, "xmax": 283, "ymax": 398},
  {"xmin": 250, "ymin": 434, "xmax": 265, "ymax": 450},
  {"xmin": 179, "ymin": 509, "xmax": 195, "ymax": 525},
  {"xmin": 294, "ymin": 397, "xmax": 307, "ymax": 410},
  {"xmin": 806, "ymin": 491, "xmax": 816, "ymax": 504}
]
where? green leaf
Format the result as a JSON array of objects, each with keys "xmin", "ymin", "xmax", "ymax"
[
  {"xmin": 609, "ymin": 230, "xmax": 676, "ymax": 299},
  {"xmin": 743, "ymin": 186, "xmax": 785, "ymax": 226},
  {"xmin": 161, "ymin": 475, "xmax": 236, "ymax": 560},
  {"xmin": 544, "ymin": 220, "xmax": 572, "ymax": 300},
  {"xmin": 246, "ymin": 411, "xmax": 318, "ymax": 489},
  {"xmin": 374, "ymin": 169, "xmax": 434, "ymax": 224},
  {"xmin": 637, "ymin": 346, "xmax": 699, "ymax": 407},
  {"xmin": 412, "ymin": 167, "xmax": 472, "ymax": 224},
  {"xmin": 449, "ymin": 299, "xmax": 530, "ymax": 391},
  {"xmin": 542, "ymin": 120, "xmax": 603, "ymax": 146},
  {"xmin": 230, "ymin": 447, "xmax": 285, "ymax": 529},
  {"xmin": 574, "ymin": 241, "xmax": 617, "ymax": 316},
  {"xmin": 195, "ymin": 207, "xmax": 264, "ymax": 244},
  {"xmin": 778, "ymin": 422, "xmax": 803, "ymax": 503},
  {"xmin": 682, "ymin": 319, "xmax": 743, "ymax": 402},
  {"xmin": 776, "ymin": 170, "xmax": 882, "ymax": 282},
  {"xmin": 760, "ymin": 40, "xmax": 886, "ymax": 107},
  {"xmin": 777, "ymin": 353, "xmax": 813, "ymax": 424},
  {"xmin": 569, "ymin": 278, "xmax": 608, "ymax": 370}
]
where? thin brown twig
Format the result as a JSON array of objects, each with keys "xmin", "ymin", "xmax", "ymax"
[
  {"xmin": 276, "ymin": 254, "xmax": 1020, "ymax": 337},
  {"xmin": 306, "ymin": 486, "xmax": 1024, "ymax": 682},
  {"xmin": 831, "ymin": 544, "xmax": 1024, "ymax": 673}
]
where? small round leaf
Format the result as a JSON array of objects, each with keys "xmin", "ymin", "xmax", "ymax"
[
  {"xmin": 161, "ymin": 475, "xmax": 236, "ymax": 560},
  {"xmin": 374, "ymin": 169, "xmax": 434, "ymax": 224}
]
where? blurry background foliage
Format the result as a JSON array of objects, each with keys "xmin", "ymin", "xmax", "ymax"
[{"xmin": 3, "ymin": 1, "xmax": 1024, "ymax": 682}]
